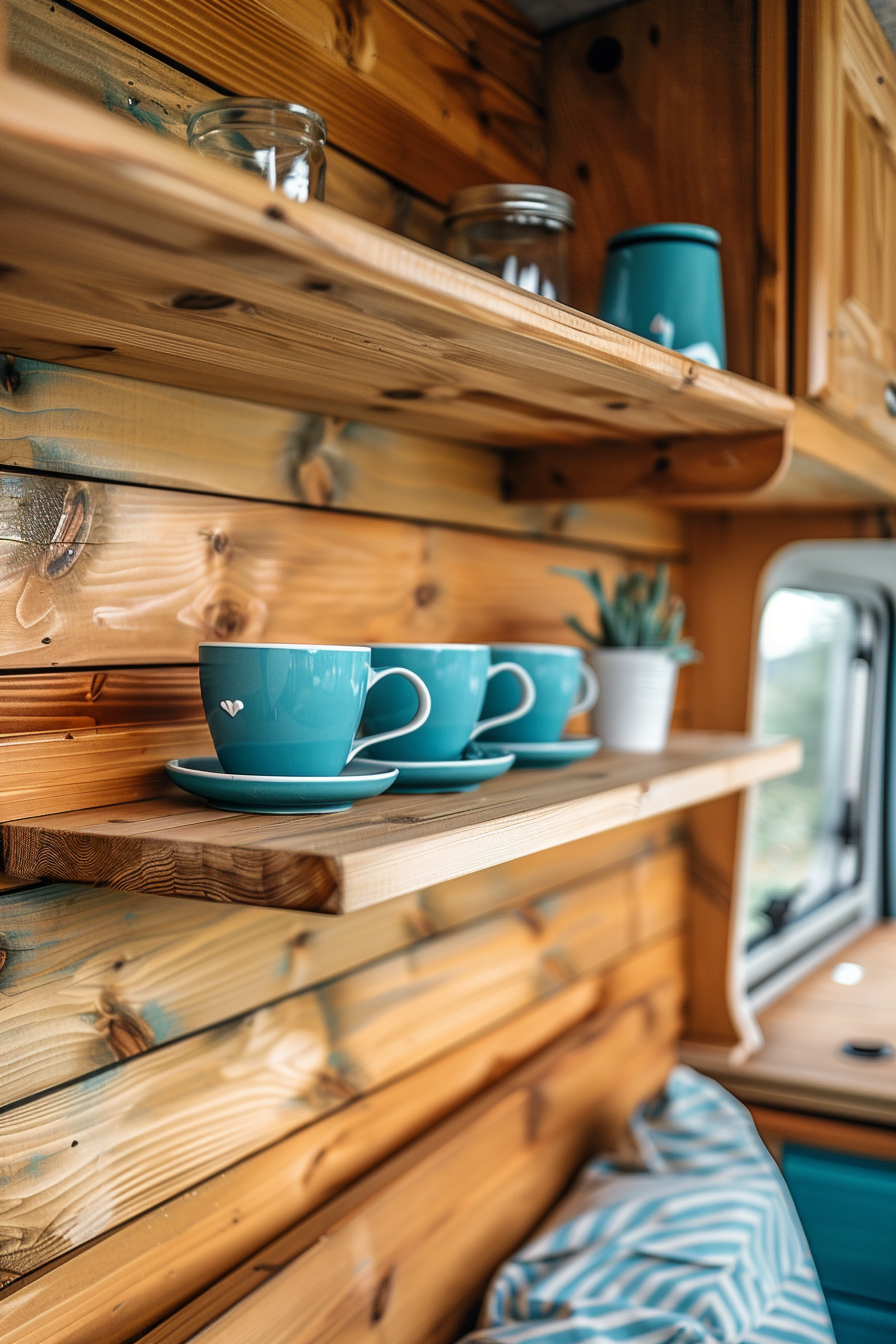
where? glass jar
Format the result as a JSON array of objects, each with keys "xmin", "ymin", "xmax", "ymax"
[
  {"xmin": 186, "ymin": 98, "xmax": 327, "ymax": 202},
  {"xmin": 444, "ymin": 184, "xmax": 575, "ymax": 303}
]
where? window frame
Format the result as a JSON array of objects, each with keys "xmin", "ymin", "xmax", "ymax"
[{"xmin": 740, "ymin": 545, "xmax": 892, "ymax": 1011}]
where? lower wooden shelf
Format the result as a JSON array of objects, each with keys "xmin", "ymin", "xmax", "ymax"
[{"xmin": 0, "ymin": 733, "xmax": 800, "ymax": 912}]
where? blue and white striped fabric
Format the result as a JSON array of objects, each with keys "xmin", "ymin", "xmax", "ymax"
[{"xmin": 464, "ymin": 1067, "xmax": 834, "ymax": 1344}]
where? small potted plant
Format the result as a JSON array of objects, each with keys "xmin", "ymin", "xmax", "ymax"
[{"xmin": 552, "ymin": 563, "xmax": 698, "ymax": 752}]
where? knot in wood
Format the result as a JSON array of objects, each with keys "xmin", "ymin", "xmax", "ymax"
[
  {"xmin": 413, "ymin": 582, "xmax": 438, "ymax": 608},
  {"xmin": 370, "ymin": 1269, "xmax": 394, "ymax": 1324},
  {"xmin": 1, "ymin": 355, "xmax": 21, "ymax": 394},
  {"xmin": 204, "ymin": 600, "xmax": 248, "ymax": 640},
  {"xmin": 40, "ymin": 484, "xmax": 94, "ymax": 579},
  {"xmin": 96, "ymin": 991, "xmax": 155, "ymax": 1060}
]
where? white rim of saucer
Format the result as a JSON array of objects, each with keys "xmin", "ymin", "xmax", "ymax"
[
  {"xmin": 483, "ymin": 736, "xmax": 599, "ymax": 752},
  {"xmin": 167, "ymin": 758, "xmax": 399, "ymax": 783},
  {"xmin": 363, "ymin": 752, "xmax": 516, "ymax": 770}
]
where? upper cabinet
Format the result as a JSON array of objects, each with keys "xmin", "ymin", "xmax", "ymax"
[{"xmin": 796, "ymin": 0, "xmax": 896, "ymax": 448}]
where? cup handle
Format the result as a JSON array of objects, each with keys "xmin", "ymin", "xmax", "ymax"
[
  {"xmin": 468, "ymin": 662, "xmax": 536, "ymax": 742},
  {"xmin": 347, "ymin": 666, "xmax": 432, "ymax": 762},
  {"xmin": 569, "ymin": 661, "xmax": 600, "ymax": 717}
]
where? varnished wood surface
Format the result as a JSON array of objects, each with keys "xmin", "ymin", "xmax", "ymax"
[
  {"xmin": 0, "ymin": 878, "xmax": 683, "ymax": 1276},
  {"xmin": 545, "ymin": 0, "xmax": 758, "ymax": 381},
  {"xmin": 503, "ymin": 432, "xmax": 791, "ymax": 503},
  {"xmin": 0, "ymin": 358, "xmax": 685, "ymax": 554},
  {"xmin": 694, "ymin": 921, "xmax": 896, "ymax": 1124},
  {"xmin": 72, "ymin": 0, "xmax": 544, "ymax": 203},
  {"xmin": 163, "ymin": 993, "xmax": 677, "ymax": 1344},
  {"xmin": 0, "ymin": 823, "xmax": 685, "ymax": 1106},
  {"xmin": 6, "ymin": 0, "xmax": 445, "ymax": 248},
  {"xmin": 1, "ymin": 734, "xmax": 801, "ymax": 911},
  {"xmin": 0, "ymin": 941, "xmax": 682, "ymax": 1335},
  {"xmin": 796, "ymin": 0, "xmax": 896, "ymax": 452},
  {"xmin": 749, "ymin": 1104, "xmax": 896, "ymax": 1164},
  {"xmin": 0, "ymin": 466, "xmax": 646, "ymax": 673},
  {"xmin": 0, "ymin": 74, "xmax": 793, "ymax": 453}
]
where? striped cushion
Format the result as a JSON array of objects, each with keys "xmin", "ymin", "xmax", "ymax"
[{"xmin": 464, "ymin": 1067, "xmax": 834, "ymax": 1343}]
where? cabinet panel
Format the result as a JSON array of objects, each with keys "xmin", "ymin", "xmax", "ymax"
[{"xmin": 797, "ymin": 0, "xmax": 896, "ymax": 449}]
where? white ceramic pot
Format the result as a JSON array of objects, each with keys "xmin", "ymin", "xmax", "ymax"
[{"xmin": 586, "ymin": 648, "xmax": 679, "ymax": 753}]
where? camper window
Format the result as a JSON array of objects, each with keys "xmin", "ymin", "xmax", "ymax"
[{"xmin": 744, "ymin": 569, "xmax": 887, "ymax": 1006}]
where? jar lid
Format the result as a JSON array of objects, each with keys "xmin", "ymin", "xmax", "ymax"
[
  {"xmin": 607, "ymin": 222, "xmax": 721, "ymax": 250},
  {"xmin": 446, "ymin": 184, "xmax": 575, "ymax": 228}
]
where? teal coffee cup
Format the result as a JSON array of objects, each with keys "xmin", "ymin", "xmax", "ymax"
[
  {"xmin": 199, "ymin": 642, "xmax": 431, "ymax": 777},
  {"xmin": 479, "ymin": 643, "xmax": 599, "ymax": 743},
  {"xmin": 362, "ymin": 644, "xmax": 536, "ymax": 762},
  {"xmin": 598, "ymin": 223, "xmax": 726, "ymax": 369}
]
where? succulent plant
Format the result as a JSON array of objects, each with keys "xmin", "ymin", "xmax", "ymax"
[{"xmin": 551, "ymin": 562, "xmax": 699, "ymax": 663}]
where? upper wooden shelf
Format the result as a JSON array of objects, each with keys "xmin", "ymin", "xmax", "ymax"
[
  {"xmin": 1, "ymin": 733, "xmax": 800, "ymax": 913},
  {"xmin": 0, "ymin": 74, "xmax": 793, "ymax": 494}
]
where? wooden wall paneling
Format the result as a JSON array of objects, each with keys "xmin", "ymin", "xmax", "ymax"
[
  {"xmin": 0, "ymin": 936, "xmax": 684, "ymax": 1330},
  {"xmin": 0, "ymin": 358, "xmax": 686, "ymax": 555},
  {"xmin": 682, "ymin": 508, "xmax": 868, "ymax": 1053},
  {"xmin": 67, "ymin": 0, "xmax": 545, "ymax": 203},
  {"xmin": 0, "ymin": 863, "xmax": 686, "ymax": 1278},
  {"xmin": 544, "ymin": 0, "xmax": 758, "ymax": 379},
  {"xmin": 5, "ymin": 0, "xmax": 445, "ymax": 247},
  {"xmin": 756, "ymin": 0, "xmax": 790, "ymax": 392},
  {"xmin": 0, "ymin": 467, "xmax": 649, "ymax": 671},
  {"xmin": 159, "ymin": 987, "xmax": 680, "ymax": 1344},
  {"xmin": 0, "ymin": 821, "xmax": 686, "ymax": 1106},
  {"xmin": 389, "ymin": 0, "xmax": 543, "ymax": 107}
]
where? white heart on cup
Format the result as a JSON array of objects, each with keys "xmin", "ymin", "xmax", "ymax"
[{"xmin": 220, "ymin": 699, "xmax": 244, "ymax": 718}]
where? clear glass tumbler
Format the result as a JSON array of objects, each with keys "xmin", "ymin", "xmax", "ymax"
[{"xmin": 186, "ymin": 98, "xmax": 327, "ymax": 203}]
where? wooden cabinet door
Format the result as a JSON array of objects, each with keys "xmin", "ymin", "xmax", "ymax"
[{"xmin": 796, "ymin": 0, "xmax": 896, "ymax": 449}]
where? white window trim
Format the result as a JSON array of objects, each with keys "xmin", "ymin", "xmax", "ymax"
[{"xmin": 739, "ymin": 543, "xmax": 892, "ymax": 1010}]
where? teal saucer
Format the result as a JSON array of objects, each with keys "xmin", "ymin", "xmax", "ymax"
[
  {"xmin": 482, "ymin": 735, "xmax": 601, "ymax": 769},
  {"xmin": 363, "ymin": 747, "xmax": 516, "ymax": 794},
  {"xmin": 165, "ymin": 757, "xmax": 399, "ymax": 814}
]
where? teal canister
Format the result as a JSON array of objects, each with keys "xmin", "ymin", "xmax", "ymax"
[{"xmin": 597, "ymin": 223, "xmax": 726, "ymax": 370}]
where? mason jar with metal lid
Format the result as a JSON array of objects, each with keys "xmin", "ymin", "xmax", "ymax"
[{"xmin": 444, "ymin": 184, "xmax": 575, "ymax": 304}]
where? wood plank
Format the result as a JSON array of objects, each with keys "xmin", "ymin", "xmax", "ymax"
[
  {"xmin": 0, "ymin": 74, "xmax": 793, "ymax": 451},
  {"xmin": 0, "ymin": 466, "xmax": 661, "ymax": 674},
  {"xmin": 0, "ymin": 357, "xmax": 685, "ymax": 555},
  {"xmin": 0, "ymin": 833, "xmax": 687, "ymax": 1106},
  {"xmin": 1, "ymin": 734, "xmax": 802, "ymax": 911},
  {"xmin": 0, "ymin": 934, "xmax": 683, "ymax": 1293},
  {"xmin": 696, "ymin": 921, "xmax": 896, "ymax": 1125},
  {"xmin": 0, "ymin": 878, "xmax": 673, "ymax": 1277},
  {"xmin": 544, "ymin": 0, "xmax": 759, "ymax": 380},
  {"xmin": 5, "ymin": 0, "xmax": 445, "ymax": 247},
  {"xmin": 756, "ymin": 0, "xmax": 790, "ymax": 392},
  {"xmin": 748, "ymin": 1105, "xmax": 896, "ymax": 1165},
  {"xmin": 392, "ymin": 0, "xmax": 543, "ymax": 106},
  {"xmin": 70, "ymin": 0, "xmax": 545, "ymax": 202},
  {"xmin": 0, "ymin": 948, "xmax": 681, "ymax": 1339},
  {"xmin": 166, "ymin": 993, "xmax": 678, "ymax": 1344}
]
